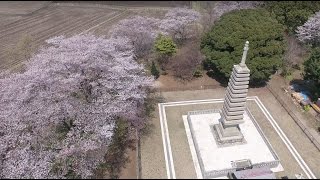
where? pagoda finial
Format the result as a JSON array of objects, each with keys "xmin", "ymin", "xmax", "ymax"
[{"xmin": 240, "ymin": 41, "xmax": 249, "ymax": 66}]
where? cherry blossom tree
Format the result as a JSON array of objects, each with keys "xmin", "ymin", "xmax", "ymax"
[
  {"xmin": 296, "ymin": 11, "xmax": 320, "ymax": 47},
  {"xmin": 0, "ymin": 34, "xmax": 153, "ymax": 179},
  {"xmin": 159, "ymin": 8, "xmax": 201, "ymax": 44},
  {"xmin": 110, "ymin": 16, "xmax": 160, "ymax": 58},
  {"xmin": 212, "ymin": 1, "xmax": 262, "ymax": 22},
  {"xmin": 110, "ymin": 8, "xmax": 202, "ymax": 56}
]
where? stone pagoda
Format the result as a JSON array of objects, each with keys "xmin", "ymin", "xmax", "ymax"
[
  {"xmin": 184, "ymin": 41, "xmax": 282, "ymax": 178},
  {"xmin": 214, "ymin": 41, "xmax": 250, "ymax": 145}
]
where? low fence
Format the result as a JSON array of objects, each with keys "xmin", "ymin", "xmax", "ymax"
[
  {"xmin": 266, "ymin": 83, "xmax": 320, "ymax": 151},
  {"xmin": 156, "ymin": 84, "xmax": 224, "ymax": 92}
]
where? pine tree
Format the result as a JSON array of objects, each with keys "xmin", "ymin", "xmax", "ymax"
[
  {"xmin": 151, "ymin": 61, "xmax": 160, "ymax": 79},
  {"xmin": 201, "ymin": 9, "xmax": 285, "ymax": 85}
]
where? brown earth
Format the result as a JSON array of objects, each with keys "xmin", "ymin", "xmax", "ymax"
[
  {"xmin": 0, "ymin": 1, "xmax": 173, "ymax": 72},
  {"xmin": 54, "ymin": 1, "xmax": 191, "ymax": 8},
  {"xmin": 155, "ymin": 72, "xmax": 222, "ymax": 91},
  {"xmin": 119, "ymin": 148, "xmax": 137, "ymax": 179}
]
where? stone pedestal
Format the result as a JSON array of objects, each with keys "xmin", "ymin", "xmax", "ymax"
[{"xmin": 213, "ymin": 123, "xmax": 244, "ymax": 144}]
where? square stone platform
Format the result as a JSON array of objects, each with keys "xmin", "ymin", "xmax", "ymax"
[{"xmin": 183, "ymin": 109, "xmax": 283, "ymax": 179}]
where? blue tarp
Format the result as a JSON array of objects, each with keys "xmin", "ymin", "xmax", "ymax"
[{"xmin": 300, "ymin": 91, "xmax": 310, "ymax": 100}]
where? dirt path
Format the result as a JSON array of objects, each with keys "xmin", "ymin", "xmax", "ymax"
[
  {"xmin": 268, "ymin": 75, "xmax": 320, "ymax": 137},
  {"xmin": 119, "ymin": 148, "xmax": 137, "ymax": 179}
]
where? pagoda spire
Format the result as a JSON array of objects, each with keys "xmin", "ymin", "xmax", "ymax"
[{"xmin": 240, "ymin": 41, "xmax": 249, "ymax": 67}]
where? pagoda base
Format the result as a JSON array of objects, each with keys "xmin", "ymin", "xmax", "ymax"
[
  {"xmin": 212, "ymin": 123, "xmax": 246, "ymax": 147},
  {"xmin": 184, "ymin": 109, "xmax": 282, "ymax": 178}
]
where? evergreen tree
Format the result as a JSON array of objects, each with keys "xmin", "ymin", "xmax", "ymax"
[
  {"xmin": 154, "ymin": 34, "xmax": 177, "ymax": 58},
  {"xmin": 151, "ymin": 61, "xmax": 160, "ymax": 79},
  {"xmin": 201, "ymin": 9, "xmax": 285, "ymax": 85},
  {"xmin": 265, "ymin": 1, "xmax": 320, "ymax": 33},
  {"xmin": 303, "ymin": 48, "xmax": 320, "ymax": 85}
]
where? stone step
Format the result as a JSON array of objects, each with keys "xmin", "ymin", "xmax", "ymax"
[
  {"xmin": 222, "ymin": 105, "xmax": 245, "ymax": 116},
  {"xmin": 228, "ymin": 85, "xmax": 248, "ymax": 94},
  {"xmin": 226, "ymin": 87, "xmax": 247, "ymax": 98},
  {"xmin": 222, "ymin": 109, "xmax": 244, "ymax": 121},
  {"xmin": 232, "ymin": 69, "xmax": 250, "ymax": 78},
  {"xmin": 228, "ymin": 81, "xmax": 249, "ymax": 90},
  {"xmin": 225, "ymin": 105, "xmax": 246, "ymax": 112},
  {"xmin": 225, "ymin": 96, "xmax": 246, "ymax": 107},
  {"xmin": 231, "ymin": 73, "xmax": 250, "ymax": 82},
  {"xmin": 226, "ymin": 91, "xmax": 247, "ymax": 103},
  {"xmin": 230, "ymin": 76, "xmax": 249, "ymax": 86}
]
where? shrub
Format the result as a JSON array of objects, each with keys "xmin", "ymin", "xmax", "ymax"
[
  {"xmin": 303, "ymin": 105, "xmax": 311, "ymax": 112},
  {"xmin": 154, "ymin": 34, "xmax": 177, "ymax": 57},
  {"xmin": 166, "ymin": 42, "xmax": 203, "ymax": 80},
  {"xmin": 193, "ymin": 69, "xmax": 203, "ymax": 78},
  {"xmin": 201, "ymin": 9, "xmax": 285, "ymax": 85},
  {"xmin": 154, "ymin": 34, "xmax": 177, "ymax": 67}
]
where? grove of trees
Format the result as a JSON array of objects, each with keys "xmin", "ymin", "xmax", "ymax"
[
  {"xmin": 159, "ymin": 7, "xmax": 201, "ymax": 44},
  {"xmin": 110, "ymin": 16, "xmax": 160, "ymax": 59},
  {"xmin": 0, "ymin": 7, "xmax": 202, "ymax": 179},
  {"xmin": 109, "ymin": 7, "xmax": 202, "ymax": 80},
  {"xmin": 0, "ymin": 35, "xmax": 153, "ymax": 178},
  {"xmin": 264, "ymin": 1, "xmax": 320, "ymax": 33},
  {"xmin": 110, "ymin": 7, "xmax": 200, "ymax": 58},
  {"xmin": 201, "ymin": 9, "xmax": 285, "ymax": 85},
  {"xmin": 3, "ymin": 2, "xmax": 320, "ymax": 178}
]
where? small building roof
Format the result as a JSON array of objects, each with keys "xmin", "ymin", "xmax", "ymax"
[{"xmin": 232, "ymin": 166, "xmax": 276, "ymax": 179}]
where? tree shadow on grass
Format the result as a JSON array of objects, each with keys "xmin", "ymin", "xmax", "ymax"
[
  {"xmin": 206, "ymin": 70, "xmax": 228, "ymax": 87},
  {"xmin": 206, "ymin": 70, "xmax": 268, "ymax": 88}
]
